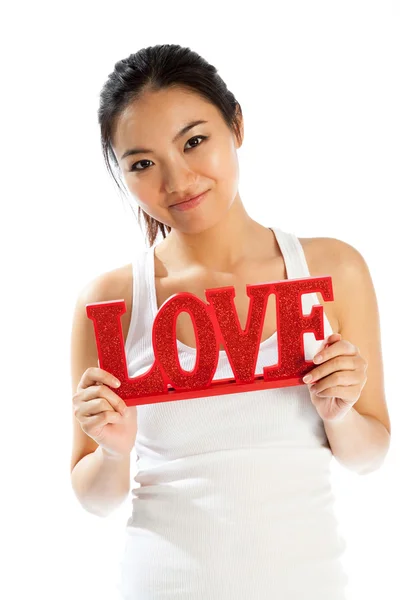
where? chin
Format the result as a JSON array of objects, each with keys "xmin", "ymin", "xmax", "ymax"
[{"xmin": 174, "ymin": 205, "xmax": 229, "ymax": 235}]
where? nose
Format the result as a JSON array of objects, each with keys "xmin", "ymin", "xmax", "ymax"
[{"xmin": 164, "ymin": 162, "xmax": 198, "ymax": 195}]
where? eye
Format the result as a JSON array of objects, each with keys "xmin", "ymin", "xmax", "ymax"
[
  {"xmin": 128, "ymin": 135, "xmax": 208, "ymax": 172},
  {"xmin": 185, "ymin": 134, "xmax": 208, "ymax": 150}
]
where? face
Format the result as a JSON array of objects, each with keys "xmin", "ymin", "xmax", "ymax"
[{"xmin": 112, "ymin": 86, "xmax": 243, "ymax": 236}]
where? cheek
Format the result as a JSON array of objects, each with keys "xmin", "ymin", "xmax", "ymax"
[
  {"xmin": 204, "ymin": 154, "xmax": 238, "ymax": 198},
  {"xmin": 127, "ymin": 187, "xmax": 161, "ymax": 221},
  {"xmin": 136, "ymin": 197, "xmax": 161, "ymax": 220},
  {"xmin": 127, "ymin": 177, "xmax": 157, "ymax": 208},
  {"xmin": 214, "ymin": 155, "xmax": 239, "ymax": 196},
  {"xmin": 207, "ymin": 140, "xmax": 235, "ymax": 172}
]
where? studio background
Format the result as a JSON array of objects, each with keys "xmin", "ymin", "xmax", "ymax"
[{"xmin": 2, "ymin": 1, "xmax": 399, "ymax": 599}]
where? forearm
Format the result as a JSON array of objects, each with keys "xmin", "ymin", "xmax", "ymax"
[
  {"xmin": 323, "ymin": 406, "xmax": 391, "ymax": 475},
  {"xmin": 71, "ymin": 446, "xmax": 131, "ymax": 517}
]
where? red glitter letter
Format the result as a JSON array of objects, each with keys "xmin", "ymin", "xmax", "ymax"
[
  {"xmin": 152, "ymin": 292, "xmax": 219, "ymax": 390},
  {"xmin": 262, "ymin": 276, "xmax": 334, "ymax": 382},
  {"xmin": 205, "ymin": 284, "xmax": 272, "ymax": 383},
  {"xmin": 86, "ymin": 300, "xmax": 166, "ymax": 406}
]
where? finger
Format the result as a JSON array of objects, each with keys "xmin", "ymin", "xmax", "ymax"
[
  {"xmin": 317, "ymin": 333, "xmax": 341, "ymax": 354},
  {"xmin": 325, "ymin": 333, "xmax": 341, "ymax": 347},
  {"xmin": 309, "ymin": 369, "xmax": 360, "ymax": 395},
  {"xmin": 312, "ymin": 384, "xmax": 358, "ymax": 402},
  {"xmin": 82, "ymin": 383, "xmax": 126, "ymax": 417},
  {"xmin": 314, "ymin": 338, "xmax": 356, "ymax": 364},
  {"xmin": 80, "ymin": 409, "xmax": 124, "ymax": 436},
  {"xmin": 80, "ymin": 367, "xmax": 121, "ymax": 391}
]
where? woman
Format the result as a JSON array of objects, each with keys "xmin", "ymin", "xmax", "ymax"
[{"xmin": 70, "ymin": 44, "xmax": 391, "ymax": 599}]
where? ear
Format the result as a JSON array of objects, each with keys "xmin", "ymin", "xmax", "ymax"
[{"xmin": 234, "ymin": 104, "xmax": 244, "ymax": 149}]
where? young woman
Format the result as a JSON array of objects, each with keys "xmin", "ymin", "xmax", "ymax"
[{"xmin": 70, "ymin": 44, "xmax": 391, "ymax": 599}]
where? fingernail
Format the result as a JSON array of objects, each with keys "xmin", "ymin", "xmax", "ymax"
[{"xmin": 303, "ymin": 374, "xmax": 312, "ymax": 383}]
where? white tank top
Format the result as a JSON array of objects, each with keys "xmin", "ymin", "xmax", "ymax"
[{"xmin": 118, "ymin": 227, "xmax": 350, "ymax": 599}]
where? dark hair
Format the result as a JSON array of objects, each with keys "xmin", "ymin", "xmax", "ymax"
[{"xmin": 98, "ymin": 44, "xmax": 243, "ymax": 248}]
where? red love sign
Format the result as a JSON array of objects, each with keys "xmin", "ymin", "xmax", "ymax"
[{"xmin": 86, "ymin": 276, "xmax": 333, "ymax": 406}]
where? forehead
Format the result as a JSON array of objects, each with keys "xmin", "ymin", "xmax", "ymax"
[{"xmin": 112, "ymin": 87, "xmax": 219, "ymax": 155}]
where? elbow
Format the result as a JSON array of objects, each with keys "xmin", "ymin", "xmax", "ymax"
[
  {"xmin": 359, "ymin": 441, "xmax": 391, "ymax": 476},
  {"xmin": 87, "ymin": 489, "xmax": 131, "ymax": 518},
  {"xmin": 82, "ymin": 504, "xmax": 108, "ymax": 518},
  {"xmin": 73, "ymin": 493, "xmax": 129, "ymax": 518}
]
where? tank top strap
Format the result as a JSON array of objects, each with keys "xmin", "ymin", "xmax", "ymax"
[
  {"xmin": 124, "ymin": 246, "xmax": 154, "ymax": 363},
  {"xmin": 270, "ymin": 226, "xmax": 312, "ymax": 280}
]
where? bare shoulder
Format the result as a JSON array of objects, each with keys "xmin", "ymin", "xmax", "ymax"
[
  {"xmin": 297, "ymin": 235, "xmax": 341, "ymax": 279},
  {"xmin": 300, "ymin": 235, "xmax": 368, "ymax": 275},
  {"xmin": 298, "ymin": 235, "xmax": 370, "ymax": 334}
]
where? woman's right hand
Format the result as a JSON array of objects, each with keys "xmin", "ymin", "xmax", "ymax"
[{"xmin": 73, "ymin": 366, "xmax": 137, "ymax": 458}]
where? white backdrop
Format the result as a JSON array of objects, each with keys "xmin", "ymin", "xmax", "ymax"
[{"xmin": 2, "ymin": 1, "xmax": 399, "ymax": 599}]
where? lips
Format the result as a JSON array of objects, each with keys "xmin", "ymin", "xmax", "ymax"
[
  {"xmin": 170, "ymin": 191, "xmax": 208, "ymax": 207},
  {"xmin": 169, "ymin": 190, "xmax": 209, "ymax": 212}
]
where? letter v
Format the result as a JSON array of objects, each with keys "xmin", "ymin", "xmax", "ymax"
[{"xmin": 205, "ymin": 284, "xmax": 273, "ymax": 383}]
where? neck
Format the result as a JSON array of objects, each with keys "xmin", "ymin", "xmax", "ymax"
[{"xmin": 161, "ymin": 194, "xmax": 269, "ymax": 273}]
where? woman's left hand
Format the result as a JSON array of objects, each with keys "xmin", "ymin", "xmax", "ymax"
[{"xmin": 303, "ymin": 333, "xmax": 368, "ymax": 422}]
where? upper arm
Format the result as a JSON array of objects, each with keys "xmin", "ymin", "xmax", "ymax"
[
  {"xmin": 327, "ymin": 238, "xmax": 391, "ymax": 435},
  {"xmin": 69, "ymin": 266, "xmax": 132, "ymax": 473}
]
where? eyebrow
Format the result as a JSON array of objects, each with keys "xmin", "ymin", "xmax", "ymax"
[{"xmin": 120, "ymin": 119, "xmax": 208, "ymax": 161}]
